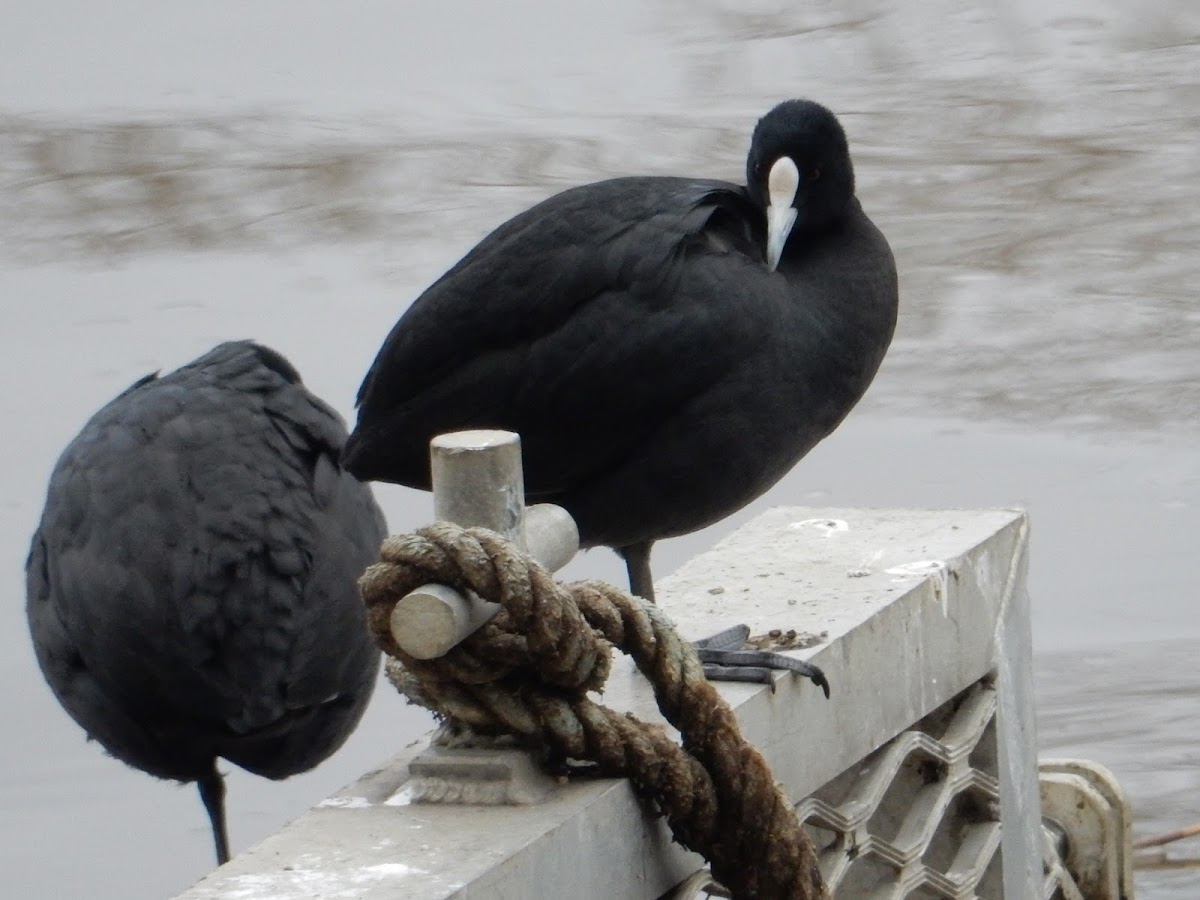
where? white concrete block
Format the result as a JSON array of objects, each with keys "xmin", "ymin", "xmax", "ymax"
[{"xmin": 174, "ymin": 506, "xmax": 1030, "ymax": 900}]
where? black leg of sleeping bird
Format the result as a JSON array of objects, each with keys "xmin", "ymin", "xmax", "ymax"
[
  {"xmin": 694, "ymin": 625, "xmax": 830, "ymax": 697},
  {"xmin": 619, "ymin": 541, "xmax": 657, "ymax": 603},
  {"xmin": 197, "ymin": 763, "xmax": 231, "ymax": 865}
]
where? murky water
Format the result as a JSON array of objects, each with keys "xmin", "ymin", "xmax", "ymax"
[{"xmin": 2, "ymin": 2, "xmax": 1197, "ymax": 897}]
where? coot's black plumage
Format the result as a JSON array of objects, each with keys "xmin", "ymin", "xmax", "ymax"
[
  {"xmin": 344, "ymin": 99, "xmax": 897, "ymax": 601},
  {"xmin": 26, "ymin": 341, "xmax": 386, "ymax": 865}
]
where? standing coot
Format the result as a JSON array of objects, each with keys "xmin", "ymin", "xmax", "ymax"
[{"xmin": 344, "ymin": 99, "xmax": 897, "ymax": 603}]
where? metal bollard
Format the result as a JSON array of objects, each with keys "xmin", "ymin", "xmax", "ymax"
[{"xmin": 388, "ymin": 430, "xmax": 580, "ymax": 660}]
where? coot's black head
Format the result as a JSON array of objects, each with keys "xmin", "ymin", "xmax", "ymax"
[{"xmin": 745, "ymin": 99, "xmax": 855, "ymax": 270}]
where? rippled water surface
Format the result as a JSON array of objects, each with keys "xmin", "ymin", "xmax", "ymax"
[{"xmin": 2, "ymin": 2, "xmax": 1197, "ymax": 897}]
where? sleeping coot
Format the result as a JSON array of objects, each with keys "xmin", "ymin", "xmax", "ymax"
[
  {"xmin": 344, "ymin": 99, "xmax": 897, "ymax": 603},
  {"xmin": 26, "ymin": 341, "xmax": 387, "ymax": 864}
]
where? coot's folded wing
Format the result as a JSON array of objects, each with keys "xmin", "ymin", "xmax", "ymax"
[{"xmin": 345, "ymin": 175, "xmax": 767, "ymax": 494}]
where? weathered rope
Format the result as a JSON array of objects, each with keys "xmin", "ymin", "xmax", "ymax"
[{"xmin": 359, "ymin": 521, "xmax": 827, "ymax": 900}]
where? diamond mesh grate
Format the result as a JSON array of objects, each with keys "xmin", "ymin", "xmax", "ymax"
[
  {"xmin": 797, "ymin": 680, "xmax": 1003, "ymax": 899},
  {"xmin": 673, "ymin": 679, "xmax": 1114, "ymax": 900}
]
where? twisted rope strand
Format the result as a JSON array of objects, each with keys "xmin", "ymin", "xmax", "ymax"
[{"xmin": 360, "ymin": 521, "xmax": 827, "ymax": 900}]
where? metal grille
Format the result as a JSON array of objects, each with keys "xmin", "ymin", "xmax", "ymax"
[
  {"xmin": 798, "ymin": 680, "xmax": 1004, "ymax": 898},
  {"xmin": 675, "ymin": 679, "xmax": 1131, "ymax": 899}
]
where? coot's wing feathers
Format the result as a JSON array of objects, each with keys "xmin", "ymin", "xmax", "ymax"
[
  {"xmin": 27, "ymin": 342, "xmax": 383, "ymax": 779},
  {"xmin": 207, "ymin": 346, "xmax": 384, "ymax": 775},
  {"xmin": 186, "ymin": 344, "xmax": 384, "ymax": 774},
  {"xmin": 346, "ymin": 176, "xmax": 768, "ymax": 490},
  {"xmin": 28, "ymin": 366, "xmax": 245, "ymax": 778}
]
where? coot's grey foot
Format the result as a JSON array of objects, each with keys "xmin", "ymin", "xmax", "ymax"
[{"xmin": 693, "ymin": 625, "xmax": 831, "ymax": 697}]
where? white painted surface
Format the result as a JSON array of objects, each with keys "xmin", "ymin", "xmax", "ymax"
[{"xmin": 175, "ymin": 505, "xmax": 1030, "ymax": 899}]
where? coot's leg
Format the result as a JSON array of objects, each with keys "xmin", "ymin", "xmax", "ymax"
[
  {"xmin": 617, "ymin": 544, "xmax": 828, "ymax": 695},
  {"xmin": 197, "ymin": 762, "xmax": 231, "ymax": 865},
  {"xmin": 618, "ymin": 541, "xmax": 656, "ymax": 604}
]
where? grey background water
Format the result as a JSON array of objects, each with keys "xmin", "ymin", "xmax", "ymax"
[{"xmin": 2, "ymin": 2, "xmax": 1196, "ymax": 897}]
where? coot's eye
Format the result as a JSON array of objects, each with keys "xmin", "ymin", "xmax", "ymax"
[{"xmin": 812, "ymin": 167, "xmax": 821, "ymax": 181}]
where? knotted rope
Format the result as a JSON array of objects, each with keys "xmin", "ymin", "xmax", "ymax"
[{"xmin": 359, "ymin": 521, "xmax": 827, "ymax": 900}]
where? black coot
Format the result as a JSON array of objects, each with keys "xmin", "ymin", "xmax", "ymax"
[
  {"xmin": 26, "ymin": 341, "xmax": 386, "ymax": 864},
  {"xmin": 344, "ymin": 99, "xmax": 897, "ymax": 602}
]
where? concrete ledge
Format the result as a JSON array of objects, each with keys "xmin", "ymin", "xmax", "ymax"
[{"xmin": 175, "ymin": 506, "xmax": 1029, "ymax": 899}]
